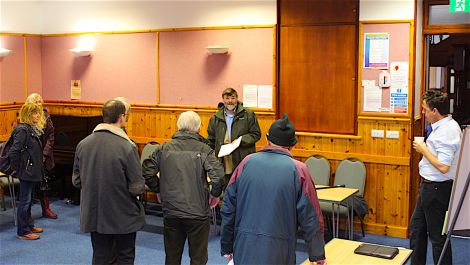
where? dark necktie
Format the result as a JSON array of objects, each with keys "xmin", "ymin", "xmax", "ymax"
[{"xmin": 424, "ymin": 125, "xmax": 433, "ymax": 142}]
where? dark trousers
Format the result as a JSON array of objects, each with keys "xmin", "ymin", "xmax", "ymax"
[
  {"xmin": 410, "ymin": 181, "xmax": 453, "ymax": 265},
  {"xmin": 17, "ymin": 180, "xmax": 36, "ymax": 236},
  {"xmin": 90, "ymin": 231, "xmax": 136, "ymax": 265},
  {"xmin": 163, "ymin": 217, "xmax": 210, "ymax": 265}
]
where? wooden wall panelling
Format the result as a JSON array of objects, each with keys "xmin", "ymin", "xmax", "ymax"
[
  {"xmin": 0, "ymin": 104, "xmax": 20, "ymax": 141},
  {"xmin": 280, "ymin": 0, "xmax": 358, "ymax": 26}
]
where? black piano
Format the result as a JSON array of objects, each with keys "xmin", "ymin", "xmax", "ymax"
[{"xmin": 51, "ymin": 115, "xmax": 102, "ymax": 204}]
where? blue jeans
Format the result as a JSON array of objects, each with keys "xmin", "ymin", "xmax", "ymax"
[{"xmin": 17, "ymin": 180, "xmax": 36, "ymax": 236}]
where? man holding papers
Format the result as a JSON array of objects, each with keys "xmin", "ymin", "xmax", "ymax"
[
  {"xmin": 220, "ymin": 114, "xmax": 326, "ymax": 265},
  {"xmin": 207, "ymin": 88, "xmax": 261, "ymax": 185}
]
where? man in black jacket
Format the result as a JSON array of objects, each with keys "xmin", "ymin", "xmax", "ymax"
[
  {"xmin": 207, "ymin": 88, "xmax": 261, "ymax": 185},
  {"xmin": 143, "ymin": 110, "xmax": 224, "ymax": 265}
]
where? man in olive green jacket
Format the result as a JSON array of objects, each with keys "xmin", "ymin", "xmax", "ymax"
[{"xmin": 207, "ymin": 88, "xmax": 261, "ymax": 183}]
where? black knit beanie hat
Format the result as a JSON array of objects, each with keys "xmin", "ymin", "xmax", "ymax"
[{"xmin": 267, "ymin": 114, "xmax": 297, "ymax": 147}]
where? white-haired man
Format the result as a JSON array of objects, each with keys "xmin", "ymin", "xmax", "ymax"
[{"xmin": 143, "ymin": 111, "xmax": 224, "ymax": 265}]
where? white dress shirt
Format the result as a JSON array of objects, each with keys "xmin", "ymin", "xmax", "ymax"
[{"xmin": 419, "ymin": 115, "xmax": 462, "ymax": 182}]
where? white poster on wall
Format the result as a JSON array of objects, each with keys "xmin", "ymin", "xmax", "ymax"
[
  {"xmin": 363, "ymin": 85, "xmax": 382, "ymax": 112},
  {"xmin": 363, "ymin": 33, "xmax": 389, "ymax": 69},
  {"xmin": 243, "ymin": 84, "xmax": 258, "ymax": 108},
  {"xmin": 257, "ymin": 85, "xmax": 273, "ymax": 109},
  {"xmin": 390, "ymin": 62, "xmax": 409, "ymax": 114}
]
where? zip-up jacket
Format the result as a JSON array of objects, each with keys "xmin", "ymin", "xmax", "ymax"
[{"xmin": 142, "ymin": 131, "xmax": 224, "ymax": 219}]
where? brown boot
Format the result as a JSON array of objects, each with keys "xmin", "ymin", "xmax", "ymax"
[{"xmin": 41, "ymin": 197, "xmax": 58, "ymax": 219}]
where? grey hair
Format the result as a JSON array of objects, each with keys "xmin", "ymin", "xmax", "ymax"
[
  {"xmin": 26, "ymin": 93, "xmax": 43, "ymax": 104},
  {"xmin": 114, "ymin": 97, "xmax": 131, "ymax": 113},
  {"xmin": 177, "ymin": 111, "xmax": 201, "ymax": 133}
]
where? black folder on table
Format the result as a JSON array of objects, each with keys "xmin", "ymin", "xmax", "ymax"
[{"xmin": 354, "ymin": 243, "xmax": 399, "ymax": 259}]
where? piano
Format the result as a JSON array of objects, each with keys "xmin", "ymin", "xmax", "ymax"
[{"xmin": 51, "ymin": 115, "xmax": 102, "ymax": 204}]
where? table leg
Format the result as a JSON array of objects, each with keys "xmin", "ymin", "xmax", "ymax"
[{"xmin": 331, "ymin": 203, "xmax": 335, "ymax": 238}]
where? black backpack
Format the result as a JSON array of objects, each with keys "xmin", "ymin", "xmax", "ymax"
[
  {"xmin": 0, "ymin": 135, "xmax": 15, "ymax": 175},
  {"xmin": 0, "ymin": 125, "xmax": 30, "ymax": 175}
]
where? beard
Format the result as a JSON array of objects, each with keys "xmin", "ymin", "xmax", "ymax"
[{"xmin": 225, "ymin": 104, "xmax": 236, "ymax": 111}]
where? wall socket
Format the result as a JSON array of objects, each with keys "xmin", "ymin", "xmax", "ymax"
[
  {"xmin": 371, "ymin": 129, "xmax": 384, "ymax": 138},
  {"xmin": 386, "ymin": 130, "xmax": 399, "ymax": 139}
]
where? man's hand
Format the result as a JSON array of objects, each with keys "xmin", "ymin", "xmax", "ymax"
[
  {"xmin": 210, "ymin": 196, "xmax": 219, "ymax": 209},
  {"xmin": 311, "ymin": 259, "xmax": 326, "ymax": 265},
  {"xmin": 224, "ymin": 254, "xmax": 233, "ymax": 261},
  {"xmin": 413, "ymin": 141, "xmax": 427, "ymax": 154}
]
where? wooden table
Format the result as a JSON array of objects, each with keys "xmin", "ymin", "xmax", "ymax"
[
  {"xmin": 315, "ymin": 185, "xmax": 358, "ymax": 239},
  {"xmin": 301, "ymin": 238, "xmax": 412, "ymax": 265}
]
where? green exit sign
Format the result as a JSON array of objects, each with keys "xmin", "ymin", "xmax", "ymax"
[{"xmin": 450, "ymin": 0, "xmax": 470, "ymax": 12}]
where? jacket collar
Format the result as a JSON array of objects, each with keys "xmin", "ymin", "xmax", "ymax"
[
  {"xmin": 93, "ymin": 123, "xmax": 135, "ymax": 146},
  {"xmin": 215, "ymin": 102, "xmax": 245, "ymax": 120},
  {"xmin": 172, "ymin": 131, "xmax": 209, "ymax": 145},
  {"xmin": 260, "ymin": 145, "xmax": 293, "ymax": 157}
]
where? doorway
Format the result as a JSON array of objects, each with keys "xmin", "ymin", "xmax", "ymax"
[{"xmin": 425, "ymin": 33, "xmax": 470, "ymax": 126}]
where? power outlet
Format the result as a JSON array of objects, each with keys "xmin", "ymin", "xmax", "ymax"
[
  {"xmin": 386, "ymin": 130, "xmax": 399, "ymax": 139},
  {"xmin": 371, "ymin": 129, "xmax": 384, "ymax": 138}
]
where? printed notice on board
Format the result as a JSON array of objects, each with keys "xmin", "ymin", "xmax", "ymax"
[
  {"xmin": 71, "ymin": 80, "xmax": 81, "ymax": 100},
  {"xmin": 257, "ymin": 85, "xmax": 273, "ymax": 109},
  {"xmin": 390, "ymin": 62, "xmax": 409, "ymax": 114},
  {"xmin": 243, "ymin": 84, "xmax": 258, "ymax": 108},
  {"xmin": 363, "ymin": 84, "xmax": 382, "ymax": 112},
  {"xmin": 363, "ymin": 33, "xmax": 389, "ymax": 69}
]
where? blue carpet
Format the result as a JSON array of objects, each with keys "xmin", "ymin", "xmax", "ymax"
[{"xmin": 0, "ymin": 199, "xmax": 469, "ymax": 264}]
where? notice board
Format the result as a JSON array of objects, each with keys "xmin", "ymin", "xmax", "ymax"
[{"xmin": 359, "ymin": 21, "xmax": 413, "ymax": 116}]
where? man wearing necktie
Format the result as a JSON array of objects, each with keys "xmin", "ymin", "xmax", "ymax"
[{"xmin": 410, "ymin": 91, "xmax": 462, "ymax": 265}]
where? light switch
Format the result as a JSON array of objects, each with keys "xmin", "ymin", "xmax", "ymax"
[
  {"xmin": 386, "ymin": 130, "xmax": 399, "ymax": 139},
  {"xmin": 371, "ymin": 129, "xmax": 384, "ymax": 138}
]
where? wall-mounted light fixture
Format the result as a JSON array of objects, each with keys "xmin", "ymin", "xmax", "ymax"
[
  {"xmin": 70, "ymin": 48, "xmax": 92, "ymax": 57},
  {"xmin": 206, "ymin": 45, "xmax": 229, "ymax": 55},
  {"xmin": 0, "ymin": 47, "xmax": 11, "ymax": 57},
  {"xmin": 70, "ymin": 35, "xmax": 95, "ymax": 57}
]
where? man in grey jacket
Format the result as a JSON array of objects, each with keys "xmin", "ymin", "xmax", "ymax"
[
  {"xmin": 143, "ymin": 111, "xmax": 224, "ymax": 265},
  {"xmin": 73, "ymin": 100, "xmax": 145, "ymax": 265}
]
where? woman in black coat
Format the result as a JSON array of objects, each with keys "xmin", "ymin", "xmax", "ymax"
[
  {"xmin": 8, "ymin": 103, "xmax": 45, "ymax": 240},
  {"xmin": 26, "ymin": 93, "xmax": 57, "ymax": 219}
]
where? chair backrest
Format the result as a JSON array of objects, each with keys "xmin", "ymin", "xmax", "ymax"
[
  {"xmin": 140, "ymin": 141, "xmax": 159, "ymax": 165},
  {"xmin": 334, "ymin": 157, "xmax": 366, "ymax": 196},
  {"xmin": 304, "ymin": 155, "xmax": 330, "ymax": 186}
]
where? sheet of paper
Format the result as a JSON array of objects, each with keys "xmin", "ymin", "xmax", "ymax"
[
  {"xmin": 218, "ymin": 136, "xmax": 242, "ymax": 158},
  {"xmin": 71, "ymin": 80, "xmax": 81, "ymax": 100},
  {"xmin": 243, "ymin": 84, "xmax": 258, "ymax": 108},
  {"xmin": 363, "ymin": 85, "xmax": 382, "ymax": 112},
  {"xmin": 390, "ymin": 62, "xmax": 409, "ymax": 114},
  {"xmin": 257, "ymin": 84, "xmax": 273, "ymax": 109},
  {"xmin": 362, "ymin": 80, "xmax": 376, "ymax": 88}
]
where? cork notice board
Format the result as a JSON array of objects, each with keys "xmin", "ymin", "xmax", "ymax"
[{"xmin": 359, "ymin": 22, "xmax": 413, "ymax": 117}]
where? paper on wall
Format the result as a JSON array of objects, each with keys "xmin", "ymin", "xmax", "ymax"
[
  {"xmin": 243, "ymin": 84, "xmax": 258, "ymax": 108},
  {"xmin": 257, "ymin": 85, "xmax": 272, "ymax": 109},
  {"xmin": 363, "ymin": 85, "xmax": 382, "ymax": 112}
]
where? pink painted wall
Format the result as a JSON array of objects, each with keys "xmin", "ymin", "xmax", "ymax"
[
  {"xmin": 42, "ymin": 33, "xmax": 157, "ymax": 103},
  {"xmin": 27, "ymin": 36, "xmax": 43, "ymax": 96},
  {"xmin": 159, "ymin": 28, "xmax": 273, "ymax": 106},
  {"xmin": 2, "ymin": 29, "xmax": 272, "ymax": 106},
  {"xmin": 0, "ymin": 36, "xmax": 25, "ymax": 102}
]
